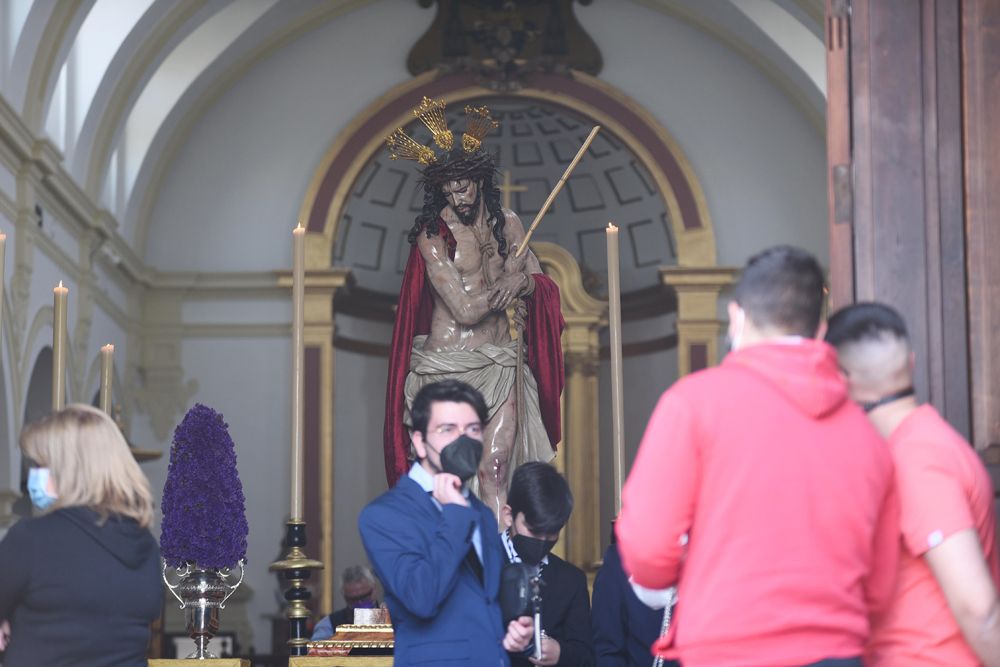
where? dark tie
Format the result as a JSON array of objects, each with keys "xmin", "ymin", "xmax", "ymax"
[
  {"xmin": 465, "ymin": 545, "xmax": 484, "ymax": 584},
  {"xmin": 427, "ymin": 491, "xmax": 483, "ymax": 583}
]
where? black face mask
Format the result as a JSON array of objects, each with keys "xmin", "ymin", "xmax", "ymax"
[
  {"xmin": 430, "ymin": 434, "xmax": 483, "ymax": 483},
  {"xmin": 512, "ymin": 534, "xmax": 557, "ymax": 566}
]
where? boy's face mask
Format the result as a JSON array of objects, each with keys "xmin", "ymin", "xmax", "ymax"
[
  {"xmin": 511, "ymin": 534, "xmax": 557, "ymax": 566},
  {"xmin": 27, "ymin": 467, "xmax": 57, "ymax": 511}
]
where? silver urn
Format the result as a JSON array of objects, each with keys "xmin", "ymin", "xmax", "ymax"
[{"xmin": 163, "ymin": 560, "xmax": 245, "ymax": 658}]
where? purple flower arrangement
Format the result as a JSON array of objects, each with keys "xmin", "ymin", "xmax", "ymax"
[{"xmin": 160, "ymin": 404, "xmax": 248, "ymax": 569}]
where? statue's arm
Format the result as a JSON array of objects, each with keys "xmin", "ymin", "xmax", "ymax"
[{"xmin": 417, "ymin": 232, "xmax": 491, "ymax": 326}]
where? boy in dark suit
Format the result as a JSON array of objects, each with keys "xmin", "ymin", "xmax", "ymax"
[
  {"xmin": 359, "ymin": 380, "xmax": 533, "ymax": 666},
  {"xmin": 501, "ymin": 462, "xmax": 595, "ymax": 667}
]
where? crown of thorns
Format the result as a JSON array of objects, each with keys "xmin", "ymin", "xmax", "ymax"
[
  {"xmin": 419, "ymin": 149, "xmax": 497, "ymax": 187},
  {"xmin": 385, "ymin": 97, "xmax": 499, "ymax": 166}
]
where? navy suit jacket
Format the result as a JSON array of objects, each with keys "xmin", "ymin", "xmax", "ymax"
[
  {"xmin": 359, "ymin": 475, "xmax": 509, "ymax": 666},
  {"xmin": 592, "ymin": 543, "xmax": 677, "ymax": 667}
]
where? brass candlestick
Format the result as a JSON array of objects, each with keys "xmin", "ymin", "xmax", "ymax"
[{"xmin": 270, "ymin": 520, "xmax": 324, "ymax": 656}]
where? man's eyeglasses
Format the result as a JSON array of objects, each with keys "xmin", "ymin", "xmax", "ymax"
[{"xmin": 431, "ymin": 423, "xmax": 483, "ymax": 439}]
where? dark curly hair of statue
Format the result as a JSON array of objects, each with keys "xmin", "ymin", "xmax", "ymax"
[{"xmin": 406, "ymin": 149, "xmax": 508, "ymax": 257}]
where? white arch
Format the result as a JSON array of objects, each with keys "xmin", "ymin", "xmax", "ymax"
[
  {"xmin": 108, "ymin": 0, "xmax": 278, "ymax": 220},
  {"xmin": 730, "ymin": 0, "xmax": 825, "ymax": 96},
  {"xmin": 11, "ymin": 0, "xmax": 94, "ymax": 133},
  {"xmin": 43, "ymin": 0, "xmax": 154, "ymax": 155}
]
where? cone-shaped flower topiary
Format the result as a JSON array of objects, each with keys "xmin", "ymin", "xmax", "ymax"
[{"xmin": 160, "ymin": 403, "xmax": 248, "ymax": 569}]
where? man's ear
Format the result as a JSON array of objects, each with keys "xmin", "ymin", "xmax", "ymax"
[
  {"xmin": 500, "ymin": 504, "xmax": 514, "ymax": 530},
  {"xmin": 727, "ymin": 301, "xmax": 744, "ymax": 339},
  {"xmin": 411, "ymin": 430, "xmax": 427, "ymax": 460}
]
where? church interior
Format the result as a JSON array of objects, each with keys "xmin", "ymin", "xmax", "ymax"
[{"xmin": 0, "ymin": 0, "xmax": 997, "ymax": 661}]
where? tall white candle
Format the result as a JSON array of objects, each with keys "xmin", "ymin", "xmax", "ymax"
[
  {"xmin": 291, "ymin": 223, "xmax": 306, "ymax": 521},
  {"xmin": 100, "ymin": 344, "xmax": 114, "ymax": 414},
  {"xmin": 0, "ymin": 233, "xmax": 5, "ymax": 353},
  {"xmin": 52, "ymin": 281, "xmax": 68, "ymax": 410},
  {"xmin": 606, "ymin": 224, "xmax": 625, "ymax": 514}
]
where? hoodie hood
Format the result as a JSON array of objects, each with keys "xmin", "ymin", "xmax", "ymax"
[
  {"xmin": 56, "ymin": 506, "xmax": 156, "ymax": 569},
  {"xmin": 723, "ymin": 338, "xmax": 847, "ymax": 418}
]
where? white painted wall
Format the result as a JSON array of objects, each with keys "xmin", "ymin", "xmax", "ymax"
[{"xmin": 578, "ymin": 0, "xmax": 828, "ymax": 267}]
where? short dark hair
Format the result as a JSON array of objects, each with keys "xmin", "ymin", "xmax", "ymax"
[
  {"xmin": 734, "ymin": 245, "xmax": 826, "ymax": 337},
  {"xmin": 507, "ymin": 462, "xmax": 573, "ymax": 535},
  {"xmin": 825, "ymin": 301, "xmax": 909, "ymax": 348},
  {"xmin": 410, "ymin": 380, "xmax": 489, "ymax": 436}
]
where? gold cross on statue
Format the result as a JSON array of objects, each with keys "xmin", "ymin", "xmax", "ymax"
[{"xmin": 499, "ymin": 170, "xmax": 529, "ymax": 210}]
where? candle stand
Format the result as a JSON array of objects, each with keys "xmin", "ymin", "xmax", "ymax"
[{"xmin": 270, "ymin": 520, "xmax": 324, "ymax": 656}]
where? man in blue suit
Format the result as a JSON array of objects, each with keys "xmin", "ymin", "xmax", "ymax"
[{"xmin": 360, "ymin": 380, "xmax": 534, "ymax": 666}]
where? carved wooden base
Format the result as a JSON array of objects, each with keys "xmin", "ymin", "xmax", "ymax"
[{"xmin": 149, "ymin": 660, "xmax": 250, "ymax": 667}]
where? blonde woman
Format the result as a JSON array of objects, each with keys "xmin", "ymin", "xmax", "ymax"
[{"xmin": 0, "ymin": 404, "xmax": 162, "ymax": 667}]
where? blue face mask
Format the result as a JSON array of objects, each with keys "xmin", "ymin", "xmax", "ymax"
[{"xmin": 27, "ymin": 467, "xmax": 57, "ymax": 511}]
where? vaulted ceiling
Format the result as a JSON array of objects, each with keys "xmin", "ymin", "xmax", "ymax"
[{"xmin": 0, "ymin": 0, "xmax": 824, "ymax": 262}]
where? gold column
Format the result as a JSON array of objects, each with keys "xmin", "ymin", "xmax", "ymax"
[
  {"xmin": 281, "ymin": 233, "xmax": 351, "ymax": 617},
  {"xmin": 532, "ymin": 242, "xmax": 606, "ymax": 572},
  {"xmin": 659, "ymin": 267, "xmax": 739, "ymax": 376},
  {"xmin": 561, "ymin": 321, "xmax": 603, "ymax": 571}
]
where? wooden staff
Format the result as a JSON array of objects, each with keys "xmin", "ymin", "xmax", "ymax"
[{"xmin": 515, "ymin": 126, "xmax": 601, "ymax": 257}]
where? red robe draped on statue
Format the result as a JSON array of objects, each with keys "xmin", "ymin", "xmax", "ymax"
[{"xmin": 383, "ymin": 222, "xmax": 565, "ymax": 488}]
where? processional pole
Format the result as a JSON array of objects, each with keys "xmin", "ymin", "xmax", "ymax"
[{"xmin": 516, "ymin": 126, "xmax": 601, "ymax": 257}]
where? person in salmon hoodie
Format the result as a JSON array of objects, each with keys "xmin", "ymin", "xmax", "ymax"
[
  {"xmin": 615, "ymin": 245, "xmax": 900, "ymax": 667},
  {"xmin": 826, "ymin": 302, "xmax": 1000, "ymax": 667}
]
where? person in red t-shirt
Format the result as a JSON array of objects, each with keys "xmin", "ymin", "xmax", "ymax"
[
  {"xmin": 827, "ymin": 302, "xmax": 1000, "ymax": 667},
  {"xmin": 616, "ymin": 246, "xmax": 900, "ymax": 667}
]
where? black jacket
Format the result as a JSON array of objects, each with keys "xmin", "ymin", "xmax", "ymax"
[
  {"xmin": 0, "ymin": 506, "xmax": 163, "ymax": 667},
  {"xmin": 510, "ymin": 553, "xmax": 594, "ymax": 667}
]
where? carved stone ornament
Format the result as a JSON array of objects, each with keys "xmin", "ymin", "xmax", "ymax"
[{"xmin": 408, "ymin": 0, "xmax": 602, "ymax": 92}]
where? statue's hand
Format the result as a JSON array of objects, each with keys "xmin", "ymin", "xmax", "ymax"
[
  {"xmin": 489, "ymin": 273, "xmax": 528, "ymax": 312},
  {"xmin": 504, "ymin": 244, "xmax": 529, "ymax": 275}
]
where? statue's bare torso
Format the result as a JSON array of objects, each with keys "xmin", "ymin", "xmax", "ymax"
[{"xmin": 415, "ymin": 179, "xmax": 541, "ymax": 515}]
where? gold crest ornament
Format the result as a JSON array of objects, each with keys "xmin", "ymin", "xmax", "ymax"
[
  {"xmin": 414, "ymin": 97, "xmax": 453, "ymax": 151},
  {"xmin": 462, "ymin": 105, "xmax": 500, "ymax": 152},
  {"xmin": 385, "ymin": 97, "xmax": 500, "ymax": 165}
]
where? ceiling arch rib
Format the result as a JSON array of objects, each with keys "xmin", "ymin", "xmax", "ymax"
[
  {"xmin": 125, "ymin": 0, "xmax": 373, "ymax": 253},
  {"xmin": 633, "ymin": 0, "xmax": 825, "ymax": 125},
  {"xmin": 44, "ymin": 0, "xmax": 155, "ymax": 159},
  {"xmin": 1, "ymin": 0, "xmax": 34, "ymax": 92},
  {"xmin": 80, "ymin": 0, "xmax": 231, "ymax": 199},
  {"xmin": 111, "ymin": 0, "xmax": 280, "ymax": 221},
  {"xmin": 11, "ymin": 0, "xmax": 93, "ymax": 134},
  {"xmin": 730, "ymin": 0, "xmax": 825, "ymax": 96},
  {"xmin": 5, "ymin": 0, "xmax": 60, "ymax": 113},
  {"xmin": 68, "ymin": 0, "xmax": 206, "ymax": 183}
]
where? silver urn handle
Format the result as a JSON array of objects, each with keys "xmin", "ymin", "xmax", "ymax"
[
  {"xmin": 219, "ymin": 559, "xmax": 246, "ymax": 608},
  {"xmin": 162, "ymin": 561, "xmax": 193, "ymax": 608}
]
